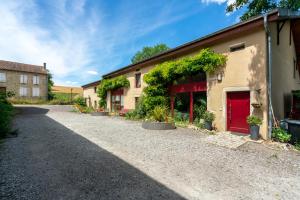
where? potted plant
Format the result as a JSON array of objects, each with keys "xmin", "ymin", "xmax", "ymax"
[
  {"xmin": 202, "ymin": 111, "xmax": 215, "ymax": 131},
  {"xmin": 247, "ymin": 115, "xmax": 262, "ymax": 140},
  {"xmin": 142, "ymin": 105, "xmax": 175, "ymax": 130}
]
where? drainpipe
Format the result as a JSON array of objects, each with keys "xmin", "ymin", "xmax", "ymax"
[{"xmin": 264, "ymin": 14, "xmax": 273, "ymax": 139}]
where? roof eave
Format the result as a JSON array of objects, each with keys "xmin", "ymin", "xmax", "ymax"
[{"xmin": 102, "ymin": 9, "xmax": 284, "ymax": 78}]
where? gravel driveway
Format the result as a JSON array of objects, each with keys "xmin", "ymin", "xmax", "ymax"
[{"xmin": 1, "ymin": 105, "xmax": 300, "ymax": 200}]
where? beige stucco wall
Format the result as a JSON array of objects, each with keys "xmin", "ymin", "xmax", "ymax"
[
  {"xmin": 105, "ymin": 28, "xmax": 269, "ymax": 138},
  {"xmin": 0, "ymin": 70, "xmax": 48, "ymax": 100},
  {"xmin": 83, "ymin": 86, "xmax": 100, "ymax": 109},
  {"xmin": 206, "ymin": 28, "xmax": 268, "ymax": 139},
  {"xmin": 270, "ymin": 21, "xmax": 300, "ymax": 120}
]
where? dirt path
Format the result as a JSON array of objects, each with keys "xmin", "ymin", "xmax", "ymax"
[{"xmin": 1, "ymin": 105, "xmax": 300, "ymax": 200}]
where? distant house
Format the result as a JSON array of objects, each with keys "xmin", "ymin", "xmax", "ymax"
[
  {"xmin": 82, "ymin": 80, "xmax": 101, "ymax": 109},
  {"xmin": 0, "ymin": 60, "xmax": 48, "ymax": 100},
  {"xmin": 83, "ymin": 9, "xmax": 300, "ymax": 139}
]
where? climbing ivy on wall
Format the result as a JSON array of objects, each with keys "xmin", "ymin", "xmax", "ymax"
[
  {"xmin": 142, "ymin": 48, "xmax": 227, "ymax": 111},
  {"xmin": 97, "ymin": 75, "xmax": 130, "ymax": 108}
]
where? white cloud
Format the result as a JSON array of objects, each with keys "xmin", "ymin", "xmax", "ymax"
[
  {"xmin": 201, "ymin": 0, "xmax": 235, "ymax": 6},
  {"xmin": 0, "ymin": 0, "xmax": 204, "ymax": 86},
  {"xmin": 87, "ymin": 70, "xmax": 98, "ymax": 75},
  {"xmin": 65, "ymin": 81, "xmax": 79, "ymax": 86}
]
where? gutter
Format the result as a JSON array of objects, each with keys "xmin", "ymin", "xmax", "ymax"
[{"xmin": 264, "ymin": 14, "xmax": 274, "ymax": 139}]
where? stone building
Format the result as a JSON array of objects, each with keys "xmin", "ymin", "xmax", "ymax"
[{"xmin": 0, "ymin": 60, "xmax": 48, "ymax": 100}]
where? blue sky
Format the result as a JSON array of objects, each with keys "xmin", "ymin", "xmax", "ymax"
[{"xmin": 0, "ymin": 0, "xmax": 243, "ymax": 86}]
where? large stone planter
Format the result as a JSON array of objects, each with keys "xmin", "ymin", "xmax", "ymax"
[
  {"xmin": 204, "ymin": 121, "xmax": 213, "ymax": 131},
  {"xmin": 250, "ymin": 125, "xmax": 259, "ymax": 140},
  {"xmin": 142, "ymin": 121, "xmax": 176, "ymax": 130},
  {"xmin": 90, "ymin": 111, "xmax": 109, "ymax": 116}
]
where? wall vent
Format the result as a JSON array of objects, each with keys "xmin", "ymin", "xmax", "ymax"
[{"xmin": 229, "ymin": 43, "xmax": 245, "ymax": 52}]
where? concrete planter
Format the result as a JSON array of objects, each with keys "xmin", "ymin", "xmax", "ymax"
[
  {"xmin": 90, "ymin": 111, "xmax": 109, "ymax": 116},
  {"xmin": 142, "ymin": 121, "xmax": 176, "ymax": 130},
  {"xmin": 204, "ymin": 121, "xmax": 213, "ymax": 131},
  {"xmin": 250, "ymin": 125, "xmax": 259, "ymax": 140}
]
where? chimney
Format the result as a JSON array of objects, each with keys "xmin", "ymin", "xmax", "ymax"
[{"xmin": 43, "ymin": 62, "xmax": 47, "ymax": 69}]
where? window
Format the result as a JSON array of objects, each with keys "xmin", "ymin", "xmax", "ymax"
[
  {"xmin": 0, "ymin": 72, "xmax": 6, "ymax": 82},
  {"xmin": 19, "ymin": 87, "xmax": 27, "ymax": 96},
  {"xmin": 94, "ymin": 87, "xmax": 97, "ymax": 93},
  {"xmin": 20, "ymin": 74, "xmax": 28, "ymax": 84},
  {"xmin": 32, "ymin": 87, "xmax": 40, "ymax": 97},
  {"xmin": 135, "ymin": 73, "xmax": 141, "ymax": 88},
  {"xmin": 229, "ymin": 43, "xmax": 245, "ymax": 52},
  {"xmin": 33, "ymin": 75, "xmax": 39, "ymax": 85}
]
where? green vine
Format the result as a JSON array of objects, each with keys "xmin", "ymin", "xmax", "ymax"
[
  {"xmin": 97, "ymin": 75, "xmax": 130, "ymax": 108},
  {"xmin": 142, "ymin": 48, "xmax": 226, "ymax": 111}
]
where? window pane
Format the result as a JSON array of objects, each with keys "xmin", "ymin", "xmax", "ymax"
[
  {"xmin": 0, "ymin": 73, "xmax": 6, "ymax": 82},
  {"xmin": 20, "ymin": 87, "xmax": 27, "ymax": 96},
  {"xmin": 33, "ymin": 87, "xmax": 40, "ymax": 97}
]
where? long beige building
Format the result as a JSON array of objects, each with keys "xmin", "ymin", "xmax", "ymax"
[
  {"xmin": 0, "ymin": 60, "xmax": 48, "ymax": 100},
  {"xmin": 83, "ymin": 9, "xmax": 300, "ymax": 139},
  {"xmin": 82, "ymin": 80, "xmax": 101, "ymax": 109}
]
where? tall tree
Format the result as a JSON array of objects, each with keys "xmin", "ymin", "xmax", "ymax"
[
  {"xmin": 131, "ymin": 44, "xmax": 170, "ymax": 64},
  {"xmin": 47, "ymin": 70, "xmax": 54, "ymax": 100},
  {"xmin": 227, "ymin": 0, "xmax": 300, "ymax": 21}
]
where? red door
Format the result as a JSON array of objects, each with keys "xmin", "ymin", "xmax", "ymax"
[{"xmin": 227, "ymin": 91, "xmax": 250, "ymax": 134}]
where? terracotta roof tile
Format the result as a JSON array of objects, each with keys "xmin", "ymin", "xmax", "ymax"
[{"xmin": 0, "ymin": 60, "xmax": 47, "ymax": 74}]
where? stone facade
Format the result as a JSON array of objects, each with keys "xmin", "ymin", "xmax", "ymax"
[
  {"xmin": 82, "ymin": 80, "xmax": 101, "ymax": 109},
  {"xmin": 0, "ymin": 61, "xmax": 48, "ymax": 100}
]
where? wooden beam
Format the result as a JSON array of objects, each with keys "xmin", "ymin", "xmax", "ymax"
[{"xmin": 277, "ymin": 20, "xmax": 286, "ymax": 45}]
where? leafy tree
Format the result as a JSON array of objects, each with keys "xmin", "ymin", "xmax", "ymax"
[
  {"xmin": 47, "ymin": 70, "xmax": 54, "ymax": 100},
  {"xmin": 227, "ymin": 0, "xmax": 300, "ymax": 21},
  {"xmin": 131, "ymin": 44, "xmax": 170, "ymax": 64}
]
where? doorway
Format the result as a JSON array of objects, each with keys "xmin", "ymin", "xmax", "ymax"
[{"xmin": 227, "ymin": 91, "xmax": 250, "ymax": 134}]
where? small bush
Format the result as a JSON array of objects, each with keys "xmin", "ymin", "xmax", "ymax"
[
  {"xmin": 48, "ymin": 99, "xmax": 73, "ymax": 105},
  {"xmin": 74, "ymin": 104, "xmax": 93, "ymax": 113},
  {"xmin": 125, "ymin": 110, "xmax": 141, "ymax": 120},
  {"xmin": 150, "ymin": 105, "xmax": 169, "ymax": 122},
  {"xmin": 0, "ymin": 92, "xmax": 14, "ymax": 138},
  {"xmin": 9, "ymin": 98, "xmax": 47, "ymax": 105},
  {"xmin": 247, "ymin": 115, "xmax": 262, "ymax": 126},
  {"xmin": 203, "ymin": 111, "xmax": 215, "ymax": 122},
  {"xmin": 73, "ymin": 96, "xmax": 86, "ymax": 107},
  {"xmin": 193, "ymin": 104, "xmax": 206, "ymax": 119},
  {"xmin": 294, "ymin": 142, "xmax": 300, "ymax": 151},
  {"xmin": 272, "ymin": 128, "xmax": 291, "ymax": 143}
]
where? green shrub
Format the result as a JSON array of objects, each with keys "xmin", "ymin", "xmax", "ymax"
[
  {"xmin": 74, "ymin": 104, "xmax": 94, "ymax": 113},
  {"xmin": 294, "ymin": 142, "xmax": 300, "ymax": 151},
  {"xmin": 73, "ymin": 96, "xmax": 86, "ymax": 107},
  {"xmin": 272, "ymin": 128, "xmax": 291, "ymax": 143},
  {"xmin": 9, "ymin": 98, "xmax": 47, "ymax": 104},
  {"xmin": 142, "ymin": 48, "xmax": 226, "ymax": 112},
  {"xmin": 97, "ymin": 76, "xmax": 130, "ymax": 108},
  {"xmin": 193, "ymin": 104, "xmax": 206, "ymax": 119},
  {"xmin": 150, "ymin": 105, "xmax": 169, "ymax": 122},
  {"xmin": 203, "ymin": 111, "xmax": 215, "ymax": 122},
  {"xmin": 0, "ymin": 92, "xmax": 14, "ymax": 138},
  {"xmin": 246, "ymin": 115, "xmax": 262, "ymax": 126},
  {"xmin": 48, "ymin": 99, "xmax": 72, "ymax": 105}
]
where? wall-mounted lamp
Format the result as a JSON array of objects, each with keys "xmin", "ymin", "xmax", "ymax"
[{"xmin": 217, "ymin": 73, "xmax": 222, "ymax": 81}]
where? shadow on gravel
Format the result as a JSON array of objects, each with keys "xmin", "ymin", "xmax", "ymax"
[
  {"xmin": 1, "ymin": 106, "xmax": 185, "ymax": 200},
  {"xmin": 15, "ymin": 106, "xmax": 50, "ymax": 115}
]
